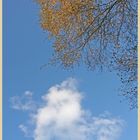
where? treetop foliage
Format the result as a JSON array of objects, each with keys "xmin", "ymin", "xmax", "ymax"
[{"xmin": 37, "ymin": 0, "xmax": 137, "ymax": 109}]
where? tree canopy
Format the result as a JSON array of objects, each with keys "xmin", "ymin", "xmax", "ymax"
[{"xmin": 37, "ymin": 0, "xmax": 137, "ymax": 109}]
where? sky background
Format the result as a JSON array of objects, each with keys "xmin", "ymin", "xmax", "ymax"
[{"xmin": 3, "ymin": 0, "xmax": 137, "ymax": 140}]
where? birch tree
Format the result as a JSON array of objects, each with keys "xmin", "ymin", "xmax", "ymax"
[{"xmin": 37, "ymin": 0, "xmax": 137, "ymax": 108}]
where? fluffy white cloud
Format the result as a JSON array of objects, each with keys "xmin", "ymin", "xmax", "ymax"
[{"xmin": 11, "ymin": 78, "xmax": 124, "ymax": 140}]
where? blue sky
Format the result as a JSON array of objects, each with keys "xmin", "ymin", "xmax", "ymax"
[{"xmin": 3, "ymin": 0, "xmax": 137, "ymax": 140}]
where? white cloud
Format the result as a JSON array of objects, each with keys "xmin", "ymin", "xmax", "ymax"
[
  {"xmin": 10, "ymin": 91, "xmax": 36, "ymax": 111},
  {"xmin": 11, "ymin": 78, "xmax": 124, "ymax": 140},
  {"xmin": 19, "ymin": 124, "xmax": 28, "ymax": 136}
]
